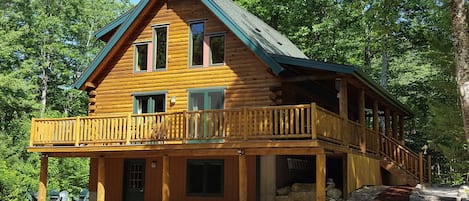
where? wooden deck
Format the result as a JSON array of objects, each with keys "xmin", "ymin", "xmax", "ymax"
[
  {"xmin": 29, "ymin": 103, "xmax": 380, "ymax": 153},
  {"xmin": 28, "ymin": 102, "xmax": 430, "ymax": 184}
]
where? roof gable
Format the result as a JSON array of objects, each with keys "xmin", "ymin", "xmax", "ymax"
[
  {"xmin": 75, "ymin": 0, "xmax": 150, "ymax": 89},
  {"xmin": 74, "ymin": 0, "xmax": 411, "ymax": 115},
  {"xmin": 75, "ymin": 0, "xmax": 308, "ymax": 89}
]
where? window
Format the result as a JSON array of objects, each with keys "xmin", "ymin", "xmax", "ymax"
[
  {"xmin": 190, "ymin": 22, "xmax": 204, "ymax": 66},
  {"xmin": 134, "ymin": 94, "xmax": 166, "ymax": 114},
  {"xmin": 135, "ymin": 43, "xmax": 149, "ymax": 72},
  {"xmin": 209, "ymin": 34, "xmax": 225, "ymax": 65},
  {"xmin": 186, "ymin": 159, "xmax": 224, "ymax": 196},
  {"xmin": 153, "ymin": 26, "xmax": 168, "ymax": 70}
]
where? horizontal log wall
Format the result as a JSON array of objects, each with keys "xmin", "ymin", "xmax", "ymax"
[{"xmin": 94, "ymin": 0, "xmax": 279, "ymax": 115}]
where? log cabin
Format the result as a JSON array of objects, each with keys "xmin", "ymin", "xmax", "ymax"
[{"xmin": 28, "ymin": 0, "xmax": 431, "ymax": 201}]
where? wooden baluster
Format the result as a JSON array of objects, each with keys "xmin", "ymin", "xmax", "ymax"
[
  {"xmin": 183, "ymin": 111, "xmax": 188, "ymax": 143},
  {"xmin": 243, "ymin": 108, "xmax": 249, "ymax": 140},
  {"xmin": 74, "ymin": 117, "xmax": 81, "ymax": 146},
  {"xmin": 295, "ymin": 108, "xmax": 299, "ymax": 135},
  {"xmin": 126, "ymin": 114, "xmax": 132, "ymax": 144}
]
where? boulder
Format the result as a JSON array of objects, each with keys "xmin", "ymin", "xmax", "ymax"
[
  {"xmin": 291, "ymin": 183, "xmax": 316, "ymax": 192},
  {"xmin": 289, "ymin": 191, "xmax": 316, "ymax": 201},
  {"xmin": 277, "ymin": 186, "xmax": 291, "ymax": 196},
  {"xmin": 275, "ymin": 195, "xmax": 289, "ymax": 201}
]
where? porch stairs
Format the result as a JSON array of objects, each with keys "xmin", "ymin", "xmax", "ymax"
[{"xmin": 379, "ymin": 135, "xmax": 428, "ymax": 186}]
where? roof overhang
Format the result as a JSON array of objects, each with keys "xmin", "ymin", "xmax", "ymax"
[{"xmin": 271, "ymin": 54, "xmax": 413, "ymax": 116}]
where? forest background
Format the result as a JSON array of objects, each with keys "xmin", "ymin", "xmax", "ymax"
[{"xmin": 0, "ymin": 0, "xmax": 467, "ymax": 200}]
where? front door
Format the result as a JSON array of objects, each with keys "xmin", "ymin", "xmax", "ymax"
[
  {"xmin": 123, "ymin": 159, "xmax": 146, "ymax": 201},
  {"xmin": 188, "ymin": 89, "xmax": 224, "ymax": 139}
]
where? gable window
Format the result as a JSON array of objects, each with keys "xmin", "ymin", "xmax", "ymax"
[
  {"xmin": 209, "ymin": 34, "xmax": 225, "ymax": 65},
  {"xmin": 135, "ymin": 43, "xmax": 149, "ymax": 72},
  {"xmin": 153, "ymin": 25, "xmax": 168, "ymax": 70},
  {"xmin": 190, "ymin": 22, "xmax": 205, "ymax": 66},
  {"xmin": 133, "ymin": 93, "xmax": 166, "ymax": 114},
  {"xmin": 189, "ymin": 20, "xmax": 226, "ymax": 67},
  {"xmin": 186, "ymin": 159, "xmax": 224, "ymax": 196}
]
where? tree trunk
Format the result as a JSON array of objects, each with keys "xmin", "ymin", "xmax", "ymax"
[
  {"xmin": 380, "ymin": 48, "xmax": 388, "ymax": 88},
  {"xmin": 40, "ymin": 65, "xmax": 49, "ymax": 118},
  {"xmin": 361, "ymin": 0, "xmax": 372, "ymax": 73},
  {"xmin": 449, "ymin": 0, "xmax": 469, "ymax": 155}
]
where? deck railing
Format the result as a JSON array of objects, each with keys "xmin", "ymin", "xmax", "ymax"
[
  {"xmin": 30, "ymin": 103, "xmax": 430, "ymax": 183},
  {"xmin": 30, "ymin": 103, "xmax": 383, "ymax": 154},
  {"xmin": 30, "ymin": 103, "xmax": 384, "ymax": 153}
]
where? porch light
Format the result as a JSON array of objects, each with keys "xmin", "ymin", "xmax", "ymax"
[
  {"xmin": 151, "ymin": 161, "xmax": 157, "ymax": 168},
  {"xmin": 170, "ymin": 96, "xmax": 176, "ymax": 105}
]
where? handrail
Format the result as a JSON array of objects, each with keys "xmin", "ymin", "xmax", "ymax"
[
  {"xmin": 30, "ymin": 104, "xmax": 316, "ymax": 146},
  {"xmin": 380, "ymin": 134, "xmax": 421, "ymax": 179}
]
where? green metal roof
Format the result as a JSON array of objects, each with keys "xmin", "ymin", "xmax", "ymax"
[{"xmin": 94, "ymin": 7, "xmax": 134, "ymax": 40}]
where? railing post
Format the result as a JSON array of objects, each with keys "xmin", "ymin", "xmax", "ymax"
[
  {"xmin": 243, "ymin": 108, "xmax": 248, "ymax": 140},
  {"xmin": 30, "ymin": 118, "xmax": 36, "ymax": 147},
  {"xmin": 74, "ymin": 117, "xmax": 81, "ymax": 147},
  {"xmin": 126, "ymin": 113, "xmax": 132, "ymax": 145},
  {"xmin": 183, "ymin": 111, "xmax": 188, "ymax": 144},
  {"xmin": 311, "ymin": 103, "xmax": 317, "ymax": 140},
  {"xmin": 419, "ymin": 152, "xmax": 424, "ymax": 184}
]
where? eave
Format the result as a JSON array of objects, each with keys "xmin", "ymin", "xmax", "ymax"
[{"xmin": 271, "ymin": 54, "xmax": 413, "ymax": 116}]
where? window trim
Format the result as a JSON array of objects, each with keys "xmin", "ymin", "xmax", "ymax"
[
  {"xmin": 152, "ymin": 24, "xmax": 169, "ymax": 71},
  {"xmin": 132, "ymin": 91, "xmax": 168, "ymax": 114},
  {"xmin": 133, "ymin": 41, "xmax": 152, "ymax": 73},
  {"xmin": 186, "ymin": 159, "xmax": 224, "ymax": 197},
  {"xmin": 208, "ymin": 32, "xmax": 226, "ymax": 66},
  {"xmin": 189, "ymin": 20, "xmax": 206, "ymax": 68}
]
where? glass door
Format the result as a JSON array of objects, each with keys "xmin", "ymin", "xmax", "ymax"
[{"xmin": 188, "ymin": 89, "xmax": 224, "ymax": 141}]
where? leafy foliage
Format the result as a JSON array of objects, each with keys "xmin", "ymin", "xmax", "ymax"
[
  {"xmin": 0, "ymin": 0, "xmax": 131, "ymax": 200},
  {"xmin": 236, "ymin": 0, "xmax": 468, "ymax": 184}
]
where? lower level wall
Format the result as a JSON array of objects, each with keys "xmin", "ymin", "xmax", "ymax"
[
  {"xmin": 346, "ymin": 153, "xmax": 382, "ymax": 194},
  {"xmin": 89, "ymin": 155, "xmax": 256, "ymax": 201}
]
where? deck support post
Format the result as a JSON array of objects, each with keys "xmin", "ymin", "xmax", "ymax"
[
  {"xmin": 239, "ymin": 152, "xmax": 248, "ymax": 201},
  {"xmin": 339, "ymin": 78, "xmax": 348, "ymax": 145},
  {"xmin": 358, "ymin": 89, "xmax": 366, "ymax": 153},
  {"xmin": 38, "ymin": 154, "xmax": 48, "ymax": 201},
  {"xmin": 392, "ymin": 112, "xmax": 398, "ymax": 139},
  {"xmin": 373, "ymin": 101, "xmax": 380, "ymax": 152},
  {"xmin": 427, "ymin": 155, "xmax": 432, "ymax": 184},
  {"xmin": 97, "ymin": 157, "xmax": 105, "ymax": 201},
  {"xmin": 399, "ymin": 115, "xmax": 405, "ymax": 144},
  {"xmin": 384, "ymin": 108, "xmax": 391, "ymax": 137},
  {"xmin": 162, "ymin": 155, "xmax": 170, "ymax": 201},
  {"xmin": 419, "ymin": 152, "xmax": 424, "ymax": 184},
  {"xmin": 311, "ymin": 103, "xmax": 317, "ymax": 139},
  {"xmin": 316, "ymin": 154, "xmax": 326, "ymax": 201}
]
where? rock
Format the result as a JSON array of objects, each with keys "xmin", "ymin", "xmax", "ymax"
[
  {"xmin": 459, "ymin": 185, "xmax": 469, "ymax": 199},
  {"xmin": 277, "ymin": 186, "xmax": 291, "ymax": 196},
  {"xmin": 327, "ymin": 188, "xmax": 342, "ymax": 199},
  {"xmin": 275, "ymin": 195, "xmax": 289, "ymax": 201},
  {"xmin": 291, "ymin": 183, "xmax": 316, "ymax": 192},
  {"xmin": 326, "ymin": 178, "xmax": 342, "ymax": 199},
  {"xmin": 289, "ymin": 191, "xmax": 316, "ymax": 201}
]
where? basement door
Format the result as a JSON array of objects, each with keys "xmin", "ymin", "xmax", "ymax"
[{"xmin": 123, "ymin": 159, "xmax": 146, "ymax": 201}]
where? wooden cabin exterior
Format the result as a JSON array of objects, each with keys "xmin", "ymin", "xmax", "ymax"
[{"xmin": 28, "ymin": 0, "xmax": 431, "ymax": 201}]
